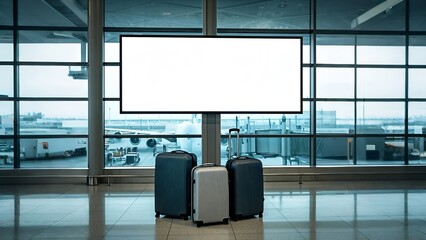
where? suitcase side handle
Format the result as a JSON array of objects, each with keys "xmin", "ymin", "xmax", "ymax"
[{"xmin": 228, "ymin": 128, "xmax": 240, "ymax": 159}]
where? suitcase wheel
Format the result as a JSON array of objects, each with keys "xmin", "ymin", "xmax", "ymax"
[
  {"xmin": 196, "ymin": 221, "xmax": 203, "ymax": 228},
  {"xmin": 183, "ymin": 215, "xmax": 189, "ymax": 221},
  {"xmin": 223, "ymin": 218, "xmax": 229, "ymax": 225},
  {"xmin": 155, "ymin": 212, "xmax": 160, "ymax": 218},
  {"xmin": 258, "ymin": 212, "xmax": 263, "ymax": 218}
]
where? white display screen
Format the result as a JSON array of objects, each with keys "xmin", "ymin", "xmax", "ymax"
[{"xmin": 120, "ymin": 36, "xmax": 302, "ymax": 113}]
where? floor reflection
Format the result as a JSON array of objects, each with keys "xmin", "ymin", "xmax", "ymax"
[{"xmin": 0, "ymin": 181, "xmax": 426, "ymax": 240}]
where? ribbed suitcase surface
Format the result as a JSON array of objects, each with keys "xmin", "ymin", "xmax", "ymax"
[
  {"xmin": 226, "ymin": 128, "xmax": 264, "ymax": 220},
  {"xmin": 155, "ymin": 150, "xmax": 196, "ymax": 219},
  {"xmin": 227, "ymin": 157, "xmax": 264, "ymax": 220},
  {"xmin": 192, "ymin": 164, "xmax": 229, "ymax": 227}
]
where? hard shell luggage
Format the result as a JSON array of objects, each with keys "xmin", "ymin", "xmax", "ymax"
[
  {"xmin": 191, "ymin": 163, "xmax": 229, "ymax": 227},
  {"xmin": 226, "ymin": 128, "xmax": 264, "ymax": 220},
  {"xmin": 155, "ymin": 150, "xmax": 197, "ymax": 220}
]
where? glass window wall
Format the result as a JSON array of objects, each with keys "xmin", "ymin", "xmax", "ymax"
[
  {"xmin": 0, "ymin": 0, "xmax": 13, "ymax": 26},
  {"xmin": 104, "ymin": 66, "xmax": 119, "ymax": 98},
  {"xmin": 0, "ymin": 31, "xmax": 13, "ymax": 61},
  {"xmin": 409, "ymin": 36, "xmax": 426, "ymax": 65},
  {"xmin": 408, "ymin": 102, "xmax": 426, "ymax": 133},
  {"xmin": 105, "ymin": 136, "xmax": 202, "ymax": 167},
  {"xmin": 408, "ymin": 69, "xmax": 426, "ymax": 98},
  {"xmin": 316, "ymin": 102, "xmax": 354, "ymax": 133},
  {"xmin": 0, "ymin": 139, "xmax": 14, "ymax": 169},
  {"xmin": 217, "ymin": 0, "xmax": 310, "ymax": 29},
  {"xmin": 356, "ymin": 137, "xmax": 405, "ymax": 165},
  {"xmin": 3, "ymin": 0, "xmax": 426, "ymax": 170},
  {"xmin": 19, "ymin": 66, "xmax": 88, "ymax": 97},
  {"xmin": 219, "ymin": 136, "xmax": 310, "ymax": 166},
  {"xmin": 408, "ymin": 137, "xmax": 426, "ymax": 165},
  {"xmin": 410, "ymin": 0, "xmax": 426, "ymax": 31},
  {"xmin": 316, "ymin": 68, "xmax": 354, "ymax": 98},
  {"xmin": 316, "ymin": 137, "xmax": 354, "ymax": 166},
  {"xmin": 104, "ymin": 0, "xmax": 202, "ymax": 28},
  {"xmin": 20, "ymin": 138, "xmax": 88, "ymax": 168},
  {"xmin": 104, "ymin": 101, "xmax": 202, "ymax": 167},
  {"xmin": 356, "ymin": 102, "xmax": 405, "ymax": 135},
  {"xmin": 316, "ymin": 0, "xmax": 406, "ymax": 31},
  {"xmin": 302, "ymin": 67, "xmax": 310, "ymax": 99},
  {"xmin": 356, "ymin": 35, "xmax": 405, "ymax": 65},
  {"xmin": 357, "ymin": 68, "xmax": 405, "ymax": 99},
  {"xmin": 19, "ymin": 31, "xmax": 87, "ymax": 62},
  {"xmin": 316, "ymin": 35, "xmax": 355, "ymax": 64},
  {"xmin": 20, "ymin": 101, "xmax": 88, "ymax": 135},
  {"xmin": 0, "ymin": 101, "xmax": 14, "ymax": 135},
  {"xmin": 18, "ymin": 0, "xmax": 87, "ymax": 27},
  {"xmin": 0, "ymin": 66, "xmax": 13, "ymax": 98}
]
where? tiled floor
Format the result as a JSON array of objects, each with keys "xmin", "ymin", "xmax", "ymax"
[{"xmin": 1, "ymin": 181, "xmax": 426, "ymax": 240}]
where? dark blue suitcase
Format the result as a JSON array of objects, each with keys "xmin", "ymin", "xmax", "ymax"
[
  {"xmin": 226, "ymin": 128, "xmax": 264, "ymax": 220},
  {"xmin": 155, "ymin": 150, "xmax": 197, "ymax": 220}
]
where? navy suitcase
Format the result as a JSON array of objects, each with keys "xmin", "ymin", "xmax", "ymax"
[
  {"xmin": 155, "ymin": 150, "xmax": 197, "ymax": 220},
  {"xmin": 226, "ymin": 128, "xmax": 264, "ymax": 220}
]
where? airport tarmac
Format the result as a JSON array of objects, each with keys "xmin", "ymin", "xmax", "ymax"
[{"xmin": 2, "ymin": 148, "xmax": 424, "ymax": 169}]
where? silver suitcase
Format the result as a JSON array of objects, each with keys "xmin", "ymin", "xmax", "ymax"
[{"xmin": 191, "ymin": 163, "xmax": 229, "ymax": 227}]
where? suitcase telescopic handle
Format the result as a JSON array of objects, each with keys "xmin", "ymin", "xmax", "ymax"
[
  {"xmin": 171, "ymin": 150, "xmax": 188, "ymax": 154},
  {"xmin": 228, "ymin": 128, "xmax": 240, "ymax": 159}
]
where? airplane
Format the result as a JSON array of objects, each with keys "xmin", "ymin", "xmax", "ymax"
[
  {"xmin": 105, "ymin": 120, "xmax": 229, "ymax": 158},
  {"xmin": 105, "ymin": 120, "xmax": 203, "ymax": 157}
]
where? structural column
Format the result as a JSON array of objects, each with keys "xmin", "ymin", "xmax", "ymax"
[
  {"xmin": 202, "ymin": 0, "xmax": 221, "ymax": 164},
  {"xmin": 88, "ymin": 0, "xmax": 104, "ymax": 185}
]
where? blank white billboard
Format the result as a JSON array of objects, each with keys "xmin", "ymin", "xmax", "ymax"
[{"xmin": 120, "ymin": 36, "xmax": 302, "ymax": 113}]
